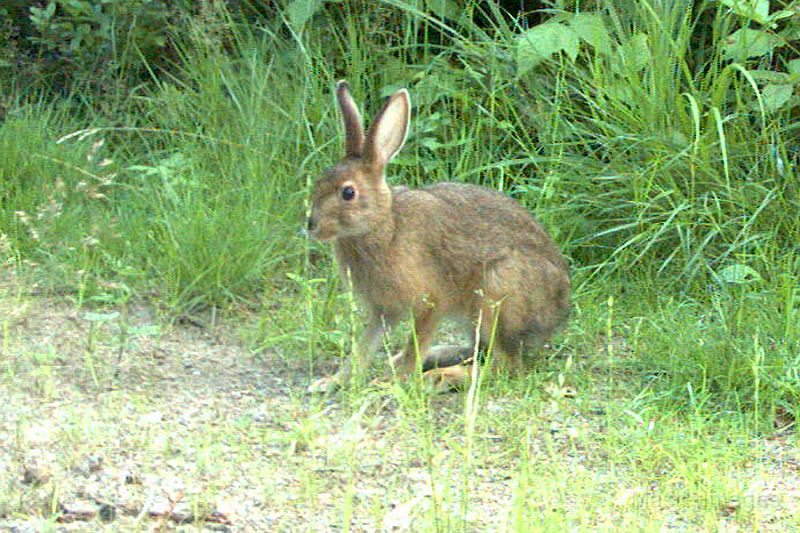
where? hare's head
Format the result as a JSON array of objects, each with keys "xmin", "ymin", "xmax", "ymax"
[{"xmin": 307, "ymin": 81, "xmax": 410, "ymax": 241}]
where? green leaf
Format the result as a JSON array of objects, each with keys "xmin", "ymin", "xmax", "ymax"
[
  {"xmin": 746, "ymin": 69, "xmax": 791, "ymax": 82},
  {"xmin": 569, "ymin": 13, "xmax": 611, "ymax": 55},
  {"xmin": 129, "ymin": 325, "xmax": 160, "ymax": 337},
  {"xmin": 619, "ymin": 34, "xmax": 650, "ymax": 72},
  {"xmin": 517, "ymin": 22, "xmax": 580, "ymax": 76},
  {"xmin": 723, "ymin": 28, "xmax": 781, "ymax": 61},
  {"xmin": 762, "ymin": 83, "xmax": 794, "ymax": 112},
  {"xmin": 286, "ymin": 0, "xmax": 325, "ymax": 32},
  {"xmin": 604, "ymin": 81, "xmax": 633, "ymax": 102},
  {"xmin": 768, "ymin": 9, "xmax": 796, "ymax": 22},
  {"xmin": 425, "ymin": 0, "xmax": 460, "ymax": 19},
  {"xmin": 717, "ymin": 264, "xmax": 762, "ymax": 284},
  {"xmin": 719, "ymin": 0, "xmax": 770, "ymax": 25},
  {"xmin": 83, "ymin": 311, "xmax": 121, "ymax": 322},
  {"xmin": 70, "ymin": 32, "xmax": 84, "ymax": 52},
  {"xmin": 788, "ymin": 59, "xmax": 800, "ymax": 76}
]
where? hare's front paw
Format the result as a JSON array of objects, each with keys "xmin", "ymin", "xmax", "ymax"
[
  {"xmin": 422, "ymin": 365, "xmax": 470, "ymax": 393},
  {"xmin": 307, "ymin": 373, "xmax": 343, "ymax": 394}
]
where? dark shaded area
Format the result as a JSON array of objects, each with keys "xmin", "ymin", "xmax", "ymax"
[{"xmin": 3, "ymin": 1, "xmax": 797, "ymax": 102}]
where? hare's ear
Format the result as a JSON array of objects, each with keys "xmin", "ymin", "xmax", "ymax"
[
  {"xmin": 363, "ymin": 88, "xmax": 410, "ymax": 168},
  {"xmin": 336, "ymin": 81, "xmax": 365, "ymax": 158}
]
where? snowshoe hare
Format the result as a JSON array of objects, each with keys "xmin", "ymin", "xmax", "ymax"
[{"xmin": 307, "ymin": 81, "xmax": 570, "ymax": 392}]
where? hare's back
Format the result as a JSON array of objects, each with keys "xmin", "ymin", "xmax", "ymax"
[{"xmin": 401, "ymin": 182, "xmax": 558, "ymax": 255}]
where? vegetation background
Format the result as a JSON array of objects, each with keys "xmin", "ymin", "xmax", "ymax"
[{"xmin": 0, "ymin": 0, "xmax": 799, "ymax": 530}]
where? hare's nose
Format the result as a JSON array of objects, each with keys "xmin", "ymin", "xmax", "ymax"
[{"xmin": 306, "ymin": 217, "xmax": 317, "ymax": 232}]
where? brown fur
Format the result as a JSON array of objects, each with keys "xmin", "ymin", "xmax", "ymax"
[{"xmin": 307, "ymin": 82, "xmax": 570, "ymax": 390}]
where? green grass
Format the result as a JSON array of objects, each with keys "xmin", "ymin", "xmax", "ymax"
[
  {"xmin": 0, "ymin": 0, "xmax": 799, "ymax": 530},
  {"xmin": 1, "ymin": 281, "xmax": 798, "ymax": 530}
]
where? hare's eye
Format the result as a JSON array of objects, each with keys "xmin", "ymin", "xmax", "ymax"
[{"xmin": 341, "ymin": 186, "xmax": 356, "ymax": 201}]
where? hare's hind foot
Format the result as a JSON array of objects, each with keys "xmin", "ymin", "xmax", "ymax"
[
  {"xmin": 307, "ymin": 373, "xmax": 343, "ymax": 394},
  {"xmin": 422, "ymin": 364, "xmax": 471, "ymax": 393},
  {"xmin": 419, "ymin": 344, "xmax": 476, "ymax": 393},
  {"xmin": 420, "ymin": 342, "xmax": 527, "ymax": 393}
]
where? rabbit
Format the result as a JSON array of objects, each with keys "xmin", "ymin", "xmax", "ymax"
[{"xmin": 306, "ymin": 81, "xmax": 570, "ymax": 393}]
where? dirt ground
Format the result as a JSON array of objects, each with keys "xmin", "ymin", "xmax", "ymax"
[
  {"xmin": 2, "ymin": 282, "xmax": 800, "ymax": 531},
  {"xmin": 0, "ymin": 289, "xmax": 521, "ymax": 531}
]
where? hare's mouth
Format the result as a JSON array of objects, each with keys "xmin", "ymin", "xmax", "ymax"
[
  {"xmin": 307, "ymin": 226, "xmax": 336, "ymax": 242},
  {"xmin": 305, "ymin": 216, "xmax": 330, "ymax": 241}
]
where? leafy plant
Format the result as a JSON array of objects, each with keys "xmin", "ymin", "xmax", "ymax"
[{"xmin": 28, "ymin": 0, "xmax": 169, "ymax": 62}]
